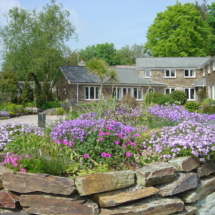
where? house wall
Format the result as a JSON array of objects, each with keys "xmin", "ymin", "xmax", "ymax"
[{"xmin": 205, "ymin": 59, "xmax": 215, "ymax": 99}]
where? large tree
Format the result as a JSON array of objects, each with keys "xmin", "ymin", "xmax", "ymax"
[
  {"xmin": 79, "ymin": 43, "xmax": 116, "ymax": 66},
  {"xmin": 0, "ymin": 0, "xmax": 77, "ymax": 83},
  {"xmin": 144, "ymin": 2, "xmax": 213, "ymax": 57}
]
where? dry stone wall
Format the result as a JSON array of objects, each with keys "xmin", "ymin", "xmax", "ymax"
[{"xmin": 1, "ymin": 156, "xmax": 215, "ymax": 214}]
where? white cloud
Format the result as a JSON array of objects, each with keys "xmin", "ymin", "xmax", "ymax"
[{"xmin": 0, "ymin": 0, "xmax": 22, "ymax": 25}]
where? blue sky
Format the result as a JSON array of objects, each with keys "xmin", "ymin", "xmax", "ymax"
[{"xmin": 0, "ymin": 0, "xmax": 214, "ymax": 53}]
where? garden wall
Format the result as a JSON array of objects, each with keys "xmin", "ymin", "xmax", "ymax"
[{"xmin": 1, "ymin": 156, "xmax": 215, "ymax": 215}]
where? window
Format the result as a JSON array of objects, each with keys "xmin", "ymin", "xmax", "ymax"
[
  {"xmin": 165, "ymin": 70, "xmax": 176, "ymax": 78},
  {"xmin": 84, "ymin": 86, "xmax": 99, "ymax": 100},
  {"xmin": 184, "ymin": 69, "xmax": 195, "ymax": 78},
  {"xmin": 145, "ymin": 70, "xmax": 151, "ymax": 78},
  {"xmin": 165, "ymin": 88, "xmax": 175, "ymax": 94},
  {"xmin": 114, "ymin": 87, "xmax": 143, "ymax": 100},
  {"xmin": 185, "ymin": 88, "xmax": 195, "ymax": 100}
]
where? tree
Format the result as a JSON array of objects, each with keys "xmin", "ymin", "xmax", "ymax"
[
  {"xmin": 115, "ymin": 44, "xmax": 146, "ymax": 65},
  {"xmin": 86, "ymin": 58, "xmax": 118, "ymax": 99},
  {"xmin": 63, "ymin": 50, "xmax": 78, "ymax": 66},
  {"xmin": 79, "ymin": 43, "xmax": 117, "ymax": 66},
  {"xmin": 0, "ymin": 0, "xmax": 77, "ymax": 83},
  {"xmin": 144, "ymin": 2, "xmax": 213, "ymax": 57}
]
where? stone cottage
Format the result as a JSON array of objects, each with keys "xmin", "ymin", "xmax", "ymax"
[{"xmin": 57, "ymin": 57, "xmax": 212, "ymax": 102}]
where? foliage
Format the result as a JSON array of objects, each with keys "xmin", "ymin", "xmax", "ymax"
[
  {"xmin": 55, "ymin": 107, "xmax": 65, "ymax": 115},
  {"xmin": 171, "ymin": 90, "xmax": 187, "ymax": 105},
  {"xmin": 0, "ymin": 68, "xmax": 18, "ymax": 103},
  {"xmin": 63, "ymin": 50, "xmax": 78, "ymax": 66},
  {"xmin": 40, "ymin": 100, "xmax": 61, "ymax": 110},
  {"xmin": 0, "ymin": 102, "xmax": 24, "ymax": 115},
  {"xmin": 184, "ymin": 101, "xmax": 200, "ymax": 112},
  {"xmin": 0, "ymin": 0, "xmax": 77, "ymax": 83},
  {"xmin": 41, "ymin": 81, "xmax": 53, "ymax": 102},
  {"xmin": 201, "ymin": 98, "xmax": 215, "ymax": 106},
  {"xmin": 66, "ymin": 108, "xmax": 79, "ymax": 120},
  {"xmin": 79, "ymin": 43, "xmax": 116, "ymax": 66},
  {"xmin": 202, "ymin": 105, "xmax": 215, "ymax": 114},
  {"xmin": 115, "ymin": 44, "xmax": 146, "ymax": 65},
  {"xmin": 121, "ymin": 93, "xmax": 138, "ymax": 108},
  {"xmin": 60, "ymin": 99, "xmax": 71, "ymax": 112},
  {"xmin": 21, "ymin": 81, "xmax": 34, "ymax": 104},
  {"xmin": 197, "ymin": 88, "xmax": 207, "ymax": 102},
  {"xmin": 144, "ymin": 2, "xmax": 213, "ymax": 56}
]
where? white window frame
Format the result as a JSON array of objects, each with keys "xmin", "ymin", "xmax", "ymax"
[
  {"xmin": 164, "ymin": 88, "xmax": 175, "ymax": 94},
  {"xmin": 145, "ymin": 70, "xmax": 151, "ymax": 78},
  {"xmin": 84, "ymin": 86, "xmax": 99, "ymax": 100},
  {"xmin": 203, "ymin": 67, "xmax": 205, "ymax": 77},
  {"xmin": 184, "ymin": 69, "xmax": 195, "ymax": 78},
  {"xmin": 185, "ymin": 88, "xmax": 195, "ymax": 100},
  {"xmin": 165, "ymin": 69, "xmax": 176, "ymax": 78},
  {"xmin": 114, "ymin": 87, "xmax": 143, "ymax": 100},
  {"xmin": 213, "ymin": 61, "xmax": 215, "ymax": 71},
  {"xmin": 208, "ymin": 64, "xmax": 211, "ymax": 74},
  {"xmin": 212, "ymin": 84, "xmax": 215, "ymax": 100}
]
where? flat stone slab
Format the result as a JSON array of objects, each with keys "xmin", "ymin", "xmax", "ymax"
[
  {"xmin": 0, "ymin": 190, "xmax": 21, "ymax": 209},
  {"xmin": 100, "ymin": 197, "xmax": 184, "ymax": 215},
  {"xmin": 75, "ymin": 170, "xmax": 135, "ymax": 196},
  {"xmin": 191, "ymin": 191, "xmax": 215, "ymax": 215},
  {"xmin": 172, "ymin": 206, "xmax": 196, "ymax": 215},
  {"xmin": 2, "ymin": 172, "xmax": 76, "ymax": 195},
  {"xmin": 158, "ymin": 173, "xmax": 199, "ymax": 197},
  {"xmin": 136, "ymin": 162, "xmax": 176, "ymax": 186},
  {"xmin": 92, "ymin": 187, "xmax": 158, "ymax": 207},
  {"xmin": 20, "ymin": 195, "xmax": 98, "ymax": 215},
  {"xmin": 168, "ymin": 156, "xmax": 200, "ymax": 172},
  {"xmin": 181, "ymin": 175, "xmax": 215, "ymax": 203},
  {"xmin": 197, "ymin": 161, "xmax": 215, "ymax": 177}
]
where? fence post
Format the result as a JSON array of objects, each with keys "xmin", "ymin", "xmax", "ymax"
[{"xmin": 38, "ymin": 113, "xmax": 46, "ymax": 127}]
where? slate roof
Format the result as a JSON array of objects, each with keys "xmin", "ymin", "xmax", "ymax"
[
  {"xmin": 136, "ymin": 57, "xmax": 211, "ymax": 69},
  {"xmin": 60, "ymin": 66, "xmax": 167, "ymax": 86},
  {"xmin": 193, "ymin": 78, "xmax": 206, "ymax": 87}
]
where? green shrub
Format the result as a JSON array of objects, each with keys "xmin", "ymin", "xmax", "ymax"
[
  {"xmin": 171, "ymin": 90, "xmax": 187, "ymax": 105},
  {"xmin": 184, "ymin": 101, "xmax": 200, "ymax": 112},
  {"xmin": 0, "ymin": 102, "xmax": 24, "ymax": 114},
  {"xmin": 40, "ymin": 100, "xmax": 61, "ymax": 110},
  {"xmin": 55, "ymin": 107, "xmax": 65, "ymax": 115},
  {"xmin": 202, "ymin": 105, "xmax": 215, "ymax": 114},
  {"xmin": 201, "ymin": 98, "xmax": 215, "ymax": 106},
  {"xmin": 156, "ymin": 94, "xmax": 175, "ymax": 105}
]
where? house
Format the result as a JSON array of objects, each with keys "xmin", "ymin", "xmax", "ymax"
[{"xmin": 57, "ymin": 57, "xmax": 213, "ymax": 103}]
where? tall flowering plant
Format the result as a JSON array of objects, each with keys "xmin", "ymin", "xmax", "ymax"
[{"xmin": 50, "ymin": 117, "xmax": 146, "ymax": 169}]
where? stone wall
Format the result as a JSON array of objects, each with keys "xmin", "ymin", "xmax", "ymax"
[
  {"xmin": 1, "ymin": 156, "xmax": 215, "ymax": 214},
  {"xmin": 205, "ymin": 59, "xmax": 215, "ymax": 98}
]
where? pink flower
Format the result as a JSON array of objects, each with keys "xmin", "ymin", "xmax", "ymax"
[
  {"xmin": 19, "ymin": 168, "xmax": 27, "ymax": 173},
  {"xmin": 122, "ymin": 144, "xmax": 127, "ymax": 148},
  {"xmin": 118, "ymin": 134, "xmax": 123, "ymax": 139},
  {"xmin": 62, "ymin": 140, "xmax": 68, "ymax": 145},
  {"xmin": 125, "ymin": 129, "xmax": 130, "ymax": 132},
  {"xmin": 101, "ymin": 152, "xmax": 107, "ymax": 157},
  {"xmin": 114, "ymin": 141, "xmax": 119, "ymax": 145},
  {"xmin": 106, "ymin": 126, "xmax": 111, "ymax": 130},
  {"xmin": 134, "ymin": 133, "xmax": 139, "ymax": 137},
  {"xmin": 26, "ymin": 155, "xmax": 30, "ymax": 158},
  {"xmin": 98, "ymin": 131, "xmax": 105, "ymax": 136},
  {"xmin": 125, "ymin": 152, "xmax": 131, "ymax": 157},
  {"xmin": 83, "ymin": 154, "xmax": 89, "ymax": 158},
  {"xmin": 110, "ymin": 121, "xmax": 115, "ymax": 124},
  {"xmin": 98, "ymin": 137, "xmax": 103, "ymax": 141},
  {"xmin": 69, "ymin": 143, "xmax": 73, "ymax": 148},
  {"xmin": 55, "ymin": 140, "xmax": 61, "ymax": 144},
  {"xmin": 106, "ymin": 154, "xmax": 112, "ymax": 157},
  {"xmin": 105, "ymin": 132, "xmax": 110, "ymax": 135}
]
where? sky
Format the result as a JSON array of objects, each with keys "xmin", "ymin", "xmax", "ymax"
[{"xmin": 0, "ymin": 0, "xmax": 214, "ymax": 57}]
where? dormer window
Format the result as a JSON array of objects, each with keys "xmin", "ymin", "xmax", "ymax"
[
  {"xmin": 145, "ymin": 70, "xmax": 151, "ymax": 78},
  {"xmin": 184, "ymin": 69, "xmax": 195, "ymax": 78},
  {"xmin": 165, "ymin": 70, "xmax": 176, "ymax": 78}
]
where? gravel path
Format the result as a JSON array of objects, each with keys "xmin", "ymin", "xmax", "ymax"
[{"xmin": 0, "ymin": 114, "xmax": 66, "ymax": 127}]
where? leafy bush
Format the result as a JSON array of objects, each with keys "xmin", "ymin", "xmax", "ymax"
[
  {"xmin": 202, "ymin": 105, "xmax": 215, "ymax": 114},
  {"xmin": 0, "ymin": 102, "xmax": 24, "ymax": 114},
  {"xmin": 40, "ymin": 100, "xmax": 61, "ymax": 110},
  {"xmin": 121, "ymin": 93, "xmax": 138, "ymax": 107},
  {"xmin": 55, "ymin": 107, "xmax": 65, "ymax": 115},
  {"xmin": 201, "ymin": 98, "xmax": 215, "ymax": 106},
  {"xmin": 155, "ymin": 94, "xmax": 174, "ymax": 105},
  {"xmin": 171, "ymin": 90, "xmax": 187, "ymax": 105},
  {"xmin": 184, "ymin": 101, "xmax": 200, "ymax": 112}
]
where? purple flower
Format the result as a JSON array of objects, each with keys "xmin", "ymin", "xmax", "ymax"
[
  {"xmin": 114, "ymin": 141, "xmax": 119, "ymax": 145},
  {"xmin": 125, "ymin": 152, "xmax": 131, "ymax": 157},
  {"xmin": 106, "ymin": 153, "xmax": 112, "ymax": 157},
  {"xmin": 134, "ymin": 133, "xmax": 139, "ymax": 137},
  {"xmin": 106, "ymin": 126, "xmax": 111, "ymax": 130},
  {"xmin": 83, "ymin": 154, "xmax": 89, "ymax": 158},
  {"xmin": 101, "ymin": 152, "xmax": 107, "ymax": 157},
  {"xmin": 105, "ymin": 132, "xmax": 110, "ymax": 135},
  {"xmin": 98, "ymin": 131, "xmax": 105, "ymax": 136}
]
